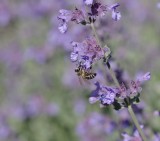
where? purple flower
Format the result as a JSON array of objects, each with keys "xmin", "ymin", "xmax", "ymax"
[
  {"xmin": 89, "ymin": 2, "xmax": 121, "ymax": 20},
  {"xmin": 117, "ymin": 83, "xmax": 129, "ymax": 98},
  {"xmin": 57, "ymin": 2, "xmax": 121, "ymax": 33},
  {"xmin": 71, "ymin": 8, "xmax": 85, "ymax": 23},
  {"xmin": 81, "ymin": 56, "xmax": 92, "ymax": 69},
  {"xmin": 58, "ymin": 21, "xmax": 68, "ymax": 33},
  {"xmin": 70, "ymin": 51, "xmax": 78, "ymax": 62},
  {"xmin": 128, "ymin": 72, "xmax": 151, "ymax": 96},
  {"xmin": 90, "ymin": 2, "xmax": 107, "ymax": 17},
  {"xmin": 58, "ymin": 9, "xmax": 73, "ymax": 22},
  {"xmin": 99, "ymin": 91, "xmax": 115, "ymax": 105},
  {"xmin": 89, "ymin": 82, "xmax": 117, "ymax": 107},
  {"xmin": 111, "ymin": 10, "xmax": 121, "ymax": 21},
  {"xmin": 97, "ymin": 4, "xmax": 108, "ymax": 17},
  {"xmin": 117, "ymin": 72, "xmax": 151, "ymax": 98},
  {"xmin": 89, "ymin": 81, "xmax": 100, "ymax": 103},
  {"xmin": 109, "ymin": 3, "xmax": 120, "ymax": 10},
  {"xmin": 71, "ymin": 37, "xmax": 110, "ymax": 68},
  {"xmin": 108, "ymin": 3, "xmax": 121, "ymax": 21},
  {"xmin": 83, "ymin": 0, "xmax": 93, "ymax": 5},
  {"xmin": 136, "ymin": 72, "xmax": 151, "ymax": 84},
  {"xmin": 58, "ymin": 8, "xmax": 85, "ymax": 33},
  {"xmin": 90, "ymin": 71, "xmax": 151, "ymax": 108},
  {"xmin": 129, "ymin": 80, "xmax": 142, "ymax": 96},
  {"xmin": 57, "ymin": 9, "xmax": 72, "ymax": 33}
]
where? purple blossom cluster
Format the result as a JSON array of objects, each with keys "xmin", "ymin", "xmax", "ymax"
[
  {"xmin": 70, "ymin": 37, "xmax": 110, "ymax": 69},
  {"xmin": 89, "ymin": 72, "xmax": 150, "ymax": 108},
  {"xmin": 57, "ymin": 0, "xmax": 121, "ymax": 78},
  {"xmin": 58, "ymin": 1, "xmax": 121, "ymax": 34}
]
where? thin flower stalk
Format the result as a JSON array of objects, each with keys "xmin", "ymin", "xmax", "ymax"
[
  {"xmin": 128, "ymin": 105, "xmax": 147, "ymax": 141},
  {"xmin": 90, "ymin": 21, "xmax": 148, "ymax": 141}
]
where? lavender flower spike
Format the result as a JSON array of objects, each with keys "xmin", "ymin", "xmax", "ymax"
[{"xmin": 58, "ymin": 8, "xmax": 85, "ymax": 33}]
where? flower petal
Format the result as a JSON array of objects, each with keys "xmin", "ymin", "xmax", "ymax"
[
  {"xmin": 70, "ymin": 52, "xmax": 78, "ymax": 62},
  {"xmin": 89, "ymin": 97, "xmax": 99, "ymax": 104},
  {"xmin": 109, "ymin": 3, "xmax": 120, "ymax": 10},
  {"xmin": 58, "ymin": 9, "xmax": 73, "ymax": 22},
  {"xmin": 58, "ymin": 22, "xmax": 67, "ymax": 33},
  {"xmin": 112, "ymin": 10, "xmax": 121, "ymax": 21},
  {"xmin": 137, "ymin": 72, "xmax": 151, "ymax": 83}
]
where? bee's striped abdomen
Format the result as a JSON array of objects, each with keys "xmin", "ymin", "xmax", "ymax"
[{"xmin": 85, "ymin": 73, "xmax": 96, "ymax": 79}]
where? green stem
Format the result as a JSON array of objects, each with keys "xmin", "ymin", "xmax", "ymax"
[
  {"xmin": 128, "ymin": 105, "xmax": 147, "ymax": 141},
  {"xmin": 90, "ymin": 22, "xmax": 147, "ymax": 141}
]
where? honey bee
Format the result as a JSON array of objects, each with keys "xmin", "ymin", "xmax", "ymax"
[{"xmin": 75, "ymin": 64, "xmax": 96, "ymax": 80}]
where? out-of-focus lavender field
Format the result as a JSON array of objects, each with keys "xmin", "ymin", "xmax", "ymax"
[{"xmin": 0, "ymin": 0, "xmax": 160, "ymax": 141}]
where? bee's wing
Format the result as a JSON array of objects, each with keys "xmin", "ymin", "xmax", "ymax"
[
  {"xmin": 78, "ymin": 76, "xmax": 83, "ymax": 86},
  {"xmin": 77, "ymin": 76, "xmax": 91, "ymax": 86}
]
